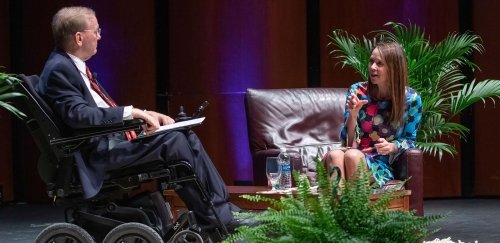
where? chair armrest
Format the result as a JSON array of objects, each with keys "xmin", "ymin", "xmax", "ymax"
[
  {"xmin": 50, "ymin": 118, "xmax": 145, "ymax": 145},
  {"xmin": 392, "ymin": 148, "xmax": 423, "ymax": 180},
  {"xmin": 392, "ymin": 148, "xmax": 424, "ymax": 215}
]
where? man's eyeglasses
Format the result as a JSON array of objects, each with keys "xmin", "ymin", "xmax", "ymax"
[{"xmin": 81, "ymin": 27, "xmax": 101, "ymax": 36}]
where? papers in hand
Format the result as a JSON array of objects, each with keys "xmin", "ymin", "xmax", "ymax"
[{"xmin": 134, "ymin": 117, "xmax": 206, "ymax": 140}]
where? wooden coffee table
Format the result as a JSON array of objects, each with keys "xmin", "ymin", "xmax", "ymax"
[{"xmin": 164, "ymin": 186, "xmax": 410, "ymax": 219}]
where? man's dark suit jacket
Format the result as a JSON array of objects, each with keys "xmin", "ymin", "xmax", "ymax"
[{"xmin": 38, "ymin": 49, "xmax": 127, "ymax": 198}]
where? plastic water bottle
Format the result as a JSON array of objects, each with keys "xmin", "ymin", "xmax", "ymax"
[{"xmin": 278, "ymin": 147, "xmax": 292, "ymax": 189}]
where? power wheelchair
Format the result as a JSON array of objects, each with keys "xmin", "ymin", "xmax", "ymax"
[{"xmin": 10, "ymin": 74, "xmax": 228, "ymax": 243}]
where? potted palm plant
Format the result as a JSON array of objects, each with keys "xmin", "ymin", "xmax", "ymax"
[
  {"xmin": 327, "ymin": 22, "xmax": 500, "ymax": 159},
  {"xmin": 0, "ymin": 69, "xmax": 25, "ymax": 118}
]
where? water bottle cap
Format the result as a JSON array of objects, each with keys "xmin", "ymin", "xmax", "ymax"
[{"xmin": 280, "ymin": 147, "xmax": 286, "ymax": 153}]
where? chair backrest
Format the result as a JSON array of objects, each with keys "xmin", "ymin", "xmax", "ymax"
[
  {"xmin": 14, "ymin": 75, "xmax": 68, "ymax": 140},
  {"xmin": 244, "ymin": 88, "xmax": 348, "ymax": 184},
  {"xmin": 12, "ymin": 74, "xmax": 69, "ymax": 185},
  {"xmin": 245, "ymin": 88, "xmax": 347, "ymax": 151}
]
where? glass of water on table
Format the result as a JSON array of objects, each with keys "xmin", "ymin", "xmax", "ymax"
[{"xmin": 266, "ymin": 157, "xmax": 282, "ymax": 190}]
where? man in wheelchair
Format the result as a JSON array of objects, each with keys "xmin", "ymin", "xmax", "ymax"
[{"xmin": 26, "ymin": 6, "xmax": 252, "ymax": 242}]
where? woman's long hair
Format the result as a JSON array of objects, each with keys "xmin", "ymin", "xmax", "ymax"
[{"xmin": 367, "ymin": 42, "xmax": 408, "ymax": 125}]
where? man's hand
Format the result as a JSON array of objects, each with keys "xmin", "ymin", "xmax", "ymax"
[
  {"xmin": 131, "ymin": 109, "xmax": 175, "ymax": 135},
  {"xmin": 144, "ymin": 110, "xmax": 175, "ymax": 126},
  {"xmin": 131, "ymin": 109, "xmax": 159, "ymax": 135}
]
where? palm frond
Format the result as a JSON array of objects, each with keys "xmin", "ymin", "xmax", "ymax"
[
  {"xmin": 433, "ymin": 32, "xmax": 483, "ymax": 71},
  {"xmin": 434, "ymin": 68, "xmax": 466, "ymax": 94},
  {"xmin": 450, "ymin": 79, "xmax": 500, "ymax": 115},
  {"xmin": 379, "ymin": 22, "xmax": 429, "ymax": 56},
  {"xmin": 0, "ymin": 72, "xmax": 26, "ymax": 118},
  {"xmin": 418, "ymin": 113, "xmax": 469, "ymax": 142},
  {"xmin": 416, "ymin": 141, "xmax": 456, "ymax": 160},
  {"xmin": 0, "ymin": 101, "xmax": 25, "ymax": 119},
  {"xmin": 420, "ymin": 94, "xmax": 448, "ymax": 118},
  {"xmin": 327, "ymin": 30, "xmax": 373, "ymax": 80},
  {"xmin": 0, "ymin": 75, "xmax": 21, "ymax": 93},
  {"xmin": 0, "ymin": 92, "xmax": 25, "ymax": 101}
]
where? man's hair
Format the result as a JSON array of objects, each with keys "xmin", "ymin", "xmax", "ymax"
[
  {"xmin": 52, "ymin": 6, "xmax": 95, "ymax": 50},
  {"xmin": 368, "ymin": 41, "xmax": 408, "ymax": 124}
]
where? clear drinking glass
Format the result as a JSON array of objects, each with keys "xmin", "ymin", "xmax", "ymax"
[{"xmin": 266, "ymin": 157, "xmax": 282, "ymax": 190}]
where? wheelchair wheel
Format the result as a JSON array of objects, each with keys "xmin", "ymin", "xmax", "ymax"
[
  {"xmin": 168, "ymin": 229, "xmax": 204, "ymax": 243},
  {"xmin": 35, "ymin": 222, "xmax": 95, "ymax": 243},
  {"xmin": 103, "ymin": 222, "xmax": 164, "ymax": 243}
]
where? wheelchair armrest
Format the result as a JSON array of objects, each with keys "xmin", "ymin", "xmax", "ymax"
[{"xmin": 50, "ymin": 118, "xmax": 145, "ymax": 145}]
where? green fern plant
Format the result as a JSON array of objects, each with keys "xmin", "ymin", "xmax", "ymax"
[
  {"xmin": 225, "ymin": 157, "xmax": 442, "ymax": 243},
  {"xmin": 0, "ymin": 69, "xmax": 25, "ymax": 118},
  {"xmin": 327, "ymin": 22, "xmax": 500, "ymax": 159}
]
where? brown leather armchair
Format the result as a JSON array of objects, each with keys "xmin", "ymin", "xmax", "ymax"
[{"xmin": 244, "ymin": 88, "xmax": 424, "ymax": 215}]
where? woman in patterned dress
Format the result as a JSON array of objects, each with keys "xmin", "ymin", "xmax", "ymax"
[{"xmin": 324, "ymin": 41, "xmax": 422, "ymax": 187}]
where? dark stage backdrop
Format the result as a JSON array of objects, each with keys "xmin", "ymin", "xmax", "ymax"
[
  {"xmin": 168, "ymin": 1, "xmax": 307, "ymax": 184},
  {"xmin": 1, "ymin": 0, "xmax": 500, "ymax": 202},
  {"xmin": 0, "ymin": 0, "xmax": 14, "ymax": 202},
  {"xmin": 473, "ymin": 0, "xmax": 500, "ymax": 196}
]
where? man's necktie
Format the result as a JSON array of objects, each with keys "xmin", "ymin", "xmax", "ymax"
[{"xmin": 86, "ymin": 66, "xmax": 137, "ymax": 141}]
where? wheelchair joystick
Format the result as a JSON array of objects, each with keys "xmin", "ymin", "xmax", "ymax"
[
  {"xmin": 176, "ymin": 105, "xmax": 190, "ymax": 122},
  {"xmin": 176, "ymin": 101, "xmax": 209, "ymax": 122}
]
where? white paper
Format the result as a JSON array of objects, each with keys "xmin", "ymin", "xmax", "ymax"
[{"xmin": 134, "ymin": 117, "xmax": 205, "ymax": 139}]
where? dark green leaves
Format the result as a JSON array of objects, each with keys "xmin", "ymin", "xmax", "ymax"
[{"xmin": 0, "ymin": 71, "xmax": 25, "ymax": 119}]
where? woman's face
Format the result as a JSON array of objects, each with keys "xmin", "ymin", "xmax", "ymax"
[{"xmin": 368, "ymin": 47, "xmax": 388, "ymax": 86}]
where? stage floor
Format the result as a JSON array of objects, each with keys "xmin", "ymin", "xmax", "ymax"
[{"xmin": 0, "ymin": 198, "xmax": 497, "ymax": 242}]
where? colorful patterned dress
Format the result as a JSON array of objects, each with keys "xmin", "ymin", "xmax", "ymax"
[{"xmin": 340, "ymin": 82, "xmax": 423, "ymax": 186}]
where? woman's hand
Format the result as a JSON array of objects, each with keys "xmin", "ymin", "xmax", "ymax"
[
  {"xmin": 346, "ymin": 93, "xmax": 368, "ymax": 113},
  {"xmin": 345, "ymin": 92, "xmax": 368, "ymax": 147},
  {"xmin": 374, "ymin": 138, "xmax": 397, "ymax": 155}
]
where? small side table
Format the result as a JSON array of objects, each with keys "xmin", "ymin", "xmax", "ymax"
[{"xmin": 164, "ymin": 186, "xmax": 411, "ymax": 220}]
